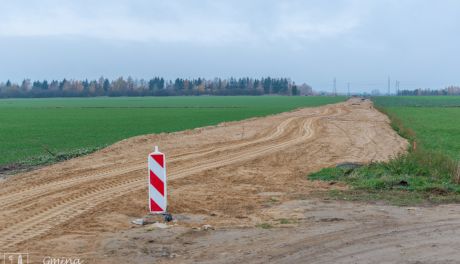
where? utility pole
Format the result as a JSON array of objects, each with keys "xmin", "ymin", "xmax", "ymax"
[
  {"xmin": 387, "ymin": 76, "xmax": 391, "ymax": 95},
  {"xmin": 347, "ymin": 82, "xmax": 350, "ymax": 97},
  {"xmin": 333, "ymin": 78, "xmax": 337, "ymax": 96}
]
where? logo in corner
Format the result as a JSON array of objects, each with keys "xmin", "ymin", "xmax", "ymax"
[{"xmin": 3, "ymin": 253, "xmax": 29, "ymax": 264}]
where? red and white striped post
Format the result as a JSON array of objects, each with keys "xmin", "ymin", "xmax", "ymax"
[{"xmin": 148, "ymin": 146, "xmax": 167, "ymax": 213}]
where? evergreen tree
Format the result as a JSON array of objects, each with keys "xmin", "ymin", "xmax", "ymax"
[{"xmin": 103, "ymin": 79, "xmax": 110, "ymax": 93}]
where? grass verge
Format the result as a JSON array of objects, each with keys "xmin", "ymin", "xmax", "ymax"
[
  {"xmin": 0, "ymin": 146, "xmax": 102, "ymax": 177},
  {"xmin": 309, "ymin": 105, "xmax": 460, "ymax": 205}
]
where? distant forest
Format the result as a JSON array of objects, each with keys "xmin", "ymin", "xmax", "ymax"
[
  {"xmin": 0, "ymin": 77, "xmax": 313, "ymax": 98},
  {"xmin": 397, "ymin": 86, "xmax": 460, "ymax": 96}
]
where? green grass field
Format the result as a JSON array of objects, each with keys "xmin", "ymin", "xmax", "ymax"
[
  {"xmin": 310, "ymin": 96, "xmax": 460, "ymax": 205},
  {"xmin": 373, "ymin": 96, "xmax": 460, "ymax": 160},
  {"xmin": 0, "ymin": 96, "xmax": 345, "ymax": 167}
]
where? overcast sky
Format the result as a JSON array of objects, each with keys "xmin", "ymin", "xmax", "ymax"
[{"xmin": 0, "ymin": 0, "xmax": 459, "ymax": 93}]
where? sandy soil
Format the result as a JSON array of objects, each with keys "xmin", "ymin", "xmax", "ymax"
[
  {"xmin": 99, "ymin": 200, "xmax": 460, "ymax": 264},
  {"xmin": 4, "ymin": 98, "xmax": 454, "ymax": 263}
]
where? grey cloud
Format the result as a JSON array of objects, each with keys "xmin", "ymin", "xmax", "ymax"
[{"xmin": 0, "ymin": 0, "xmax": 459, "ymax": 92}]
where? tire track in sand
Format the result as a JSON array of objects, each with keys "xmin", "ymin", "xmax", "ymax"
[
  {"xmin": 0, "ymin": 112, "xmax": 313, "ymax": 210},
  {"xmin": 0, "ymin": 106, "xmax": 345, "ymax": 249},
  {"xmin": 251, "ymin": 220, "xmax": 460, "ymax": 264}
]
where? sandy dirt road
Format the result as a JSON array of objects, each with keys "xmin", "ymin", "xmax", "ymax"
[{"xmin": 3, "ymin": 98, "xmax": 456, "ymax": 263}]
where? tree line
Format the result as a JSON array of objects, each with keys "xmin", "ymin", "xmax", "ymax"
[
  {"xmin": 397, "ymin": 86, "xmax": 460, "ymax": 96},
  {"xmin": 0, "ymin": 77, "xmax": 310, "ymax": 98}
]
